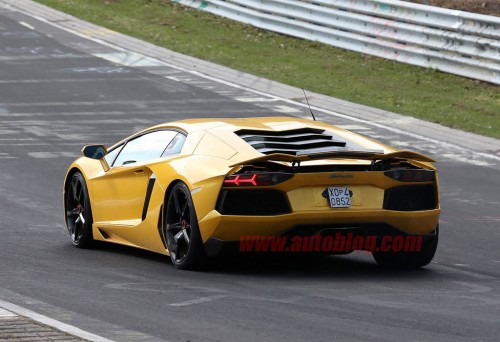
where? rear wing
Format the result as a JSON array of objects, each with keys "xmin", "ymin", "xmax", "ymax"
[{"xmin": 230, "ymin": 150, "xmax": 435, "ymax": 167}]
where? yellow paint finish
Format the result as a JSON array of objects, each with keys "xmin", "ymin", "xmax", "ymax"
[
  {"xmin": 193, "ymin": 132, "xmax": 238, "ymax": 159},
  {"xmin": 91, "ymin": 164, "xmax": 152, "ymax": 223}
]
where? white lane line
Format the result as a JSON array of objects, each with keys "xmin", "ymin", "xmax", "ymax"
[
  {"xmin": 0, "ymin": 153, "xmax": 15, "ymax": 159},
  {"xmin": 166, "ymin": 76, "xmax": 193, "ymax": 82},
  {"xmin": 93, "ymin": 51, "xmax": 165, "ymax": 67},
  {"xmin": 336, "ymin": 124, "xmax": 371, "ymax": 130},
  {"xmin": 451, "ymin": 281, "xmax": 492, "ymax": 293},
  {"xmin": 0, "ymin": 307, "xmax": 17, "ymax": 317},
  {"xmin": 18, "ymin": 21, "xmax": 34, "ymax": 30},
  {"xmin": 0, "ymin": 299, "xmax": 115, "ymax": 342},
  {"xmin": 273, "ymin": 105, "xmax": 301, "ymax": 113},
  {"xmin": 463, "ymin": 216, "xmax": 500, "ymax": 222},
  {"xmin": 20, "ymin": 8, "xmax": 500, "ymax": 163},
  {"xmin": 23, "ymin": 126, "xmax": 51, "ymax": 137},
  {"xmin": 28, "ymin": 152, "xmax": 78, "ymax": 158},
  {"xmin": 0, "ymin": 143, "xmax": 83, "ymax": 146},
  {"xmin": 234, "ymin": 97, "xmax": 279, "ymax": 102},
  {"xmin": 442, "ymin": 153, "xmax": 493, "ymax": 166},
  {"xmin": 389, "ymin": 141, "xmax": 410, "ymax": 147},
  {"xmin": 433, "ymin": 264, "xmax": 495, "ymax": 280},
  {"xmin": 168, "ymin": 294, "xmax": 227, "ymax": 307}
]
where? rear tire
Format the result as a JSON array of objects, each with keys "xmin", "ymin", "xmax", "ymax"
[
  {"xmin": 65, "ymin": 172, "xmax": 93, "ymax": 248},
  {"xmin": 372, "ymin": 227, "xmax": 439, "ymax": 269},
  {"xmin": 164, "ymin": 182, "xmax": 205, "ymax": 270}
]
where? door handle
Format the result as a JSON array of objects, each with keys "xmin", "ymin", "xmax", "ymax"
[{"xmin": 134, "ymin": 169, "xmax": 145, "ymax": 175}]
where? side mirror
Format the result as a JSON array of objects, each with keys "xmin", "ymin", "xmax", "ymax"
[{"xmin": 82, "ymin": 145, "xmax": 107, "ymax": 160}]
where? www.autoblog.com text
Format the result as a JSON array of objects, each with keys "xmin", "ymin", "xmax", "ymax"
[{"xmin": 239, "ymin": 233, "xmax": 423, "ymax": 253}]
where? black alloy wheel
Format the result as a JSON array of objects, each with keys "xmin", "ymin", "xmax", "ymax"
[
  {"xmin": 164, "ymin": 182, "xmax": 205, "ymax": 269},
  {"xmin": 65, "ymin": 172, "xmax": 93, "ymax": 247}
]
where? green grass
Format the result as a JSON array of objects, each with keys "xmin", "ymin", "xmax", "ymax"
[{"xmin": 35, "ymin": 0, "xmax": 500, "ymax": 138}]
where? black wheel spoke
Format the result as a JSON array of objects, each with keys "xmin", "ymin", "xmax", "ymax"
[
  {"xmin": 181, "ymin": 202, "xmax": 189, "ymax": 217},
  {"xmin": 182, "ymin": 229, "xmax": 190, "ymax": 244},
  {"xmin": 167, "ymin": 222, "xmax": 181, "ymax": 231},
  {"xmin": 174, "ymin": 230, "xmax": 184, "ymax": 242},
  {"xmin": 170, "ymin": 239, "xmax": 178, "ymax": 260},
  {"xmin": 78, "ymin": 213, "xmax": 85, "ymax": 225},
  {"xmin": 77, "ymin": 185, "xmax": 83, "ymax": 202},
  {"xmin": 73, "ymin": 221, "xmax": 79, "ymax": 240},
  {"xmin": 173, "ymin": 191, "xmax": 182, "ymax": 216},
  {"xmin": 71, "ymin": 179, "xmax": 79, "ymax": 201}
]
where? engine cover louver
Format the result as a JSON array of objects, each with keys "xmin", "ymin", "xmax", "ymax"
[{"xmin": 236, "ymin": 128, "xmax": 347, "ymax": 155}]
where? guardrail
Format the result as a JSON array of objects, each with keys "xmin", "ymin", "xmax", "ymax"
[{"xmin": 175, "ymin": 0, "xmax": 500, "ymax": 85}]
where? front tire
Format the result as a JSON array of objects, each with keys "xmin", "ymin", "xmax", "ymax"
[
  {"xmin": 164, "ymin": 182, "xmax": 205, "ymax": 270},
  {"xmin": 372, "ymin": 227, "xmax": 439, "ymax": 269},
  {"xmin": 65, "ymin": 172, "xmax": 93, "ymax": 248}
]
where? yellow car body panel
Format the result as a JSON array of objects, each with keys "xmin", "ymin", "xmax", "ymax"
[{"xmin": 198, "ymin": 209, "xmax": 440, "ymax": 242}]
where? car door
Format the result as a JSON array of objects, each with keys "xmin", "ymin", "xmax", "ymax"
[{"xmin": 91, "ymin": 130, "xmax": 179, "ymax": 226}]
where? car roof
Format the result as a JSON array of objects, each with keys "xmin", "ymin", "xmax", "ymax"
[
  {"xmin": 146, "ymin": 116, "xmax": 325, "ymax": 133},
  {"xmin": 138, "ymin": 116, "xmax": 393, "ymax": 157}
]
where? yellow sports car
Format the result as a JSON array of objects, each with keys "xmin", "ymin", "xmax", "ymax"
[{"xmin": 64, "ymin": 117, "xmax": 440, "ymax": 269}]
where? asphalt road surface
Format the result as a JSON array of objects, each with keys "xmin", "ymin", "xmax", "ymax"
[{"xmin": 0, "ymin": 3, "xmax": 499, "ymax": 342}]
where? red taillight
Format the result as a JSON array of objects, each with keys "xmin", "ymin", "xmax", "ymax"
[
  {"xmin": 384, "ymin": 169, "xmax": 435, "ymax": 182},
  {"xmin": 224, "ymin": 174, "xmax": 257, "ymax": 186},
  {"xmin": 223, "ymin": 173, "xmax": 293, "ymax": 187}
]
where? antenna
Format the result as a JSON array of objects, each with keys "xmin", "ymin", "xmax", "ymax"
[{"xmin": 302, "ymin": 88, "xmax": 316, "ymax": 121}]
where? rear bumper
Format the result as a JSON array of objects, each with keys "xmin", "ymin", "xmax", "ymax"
[
  {"xmin": 203, "ymin": 222, "xmax": 439, "ymax": 257},
  {"xmin": 198, "ymin": 208, "xmax": 440, "ymax": 243}
]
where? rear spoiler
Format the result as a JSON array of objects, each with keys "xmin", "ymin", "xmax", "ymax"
[{"xmin": 230, "ymin": 150, "xmax": 435, "ymax": 167}]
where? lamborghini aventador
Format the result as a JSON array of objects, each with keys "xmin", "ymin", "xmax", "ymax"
[{"xmin": 64, "ymin": 117, "xmax": 440, "ymax": 269}]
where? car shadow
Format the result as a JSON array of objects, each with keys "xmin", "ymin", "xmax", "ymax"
[
  {"xmin": 83, "ymin": 241, "xmax": 439, "ymax": 280},
  {"xmin": 203, "ymin": 253, "xmax": 439, "ymax": 280}
]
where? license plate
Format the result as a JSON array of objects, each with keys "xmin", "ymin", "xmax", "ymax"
[{"xmin": 327, "ymin": 186, "xmax": 351, "ymax": 208}]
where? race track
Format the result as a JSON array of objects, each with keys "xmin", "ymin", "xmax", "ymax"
[{"xmin": 0, "ymin": 2, "xmax": 499, "ymax": 341}]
